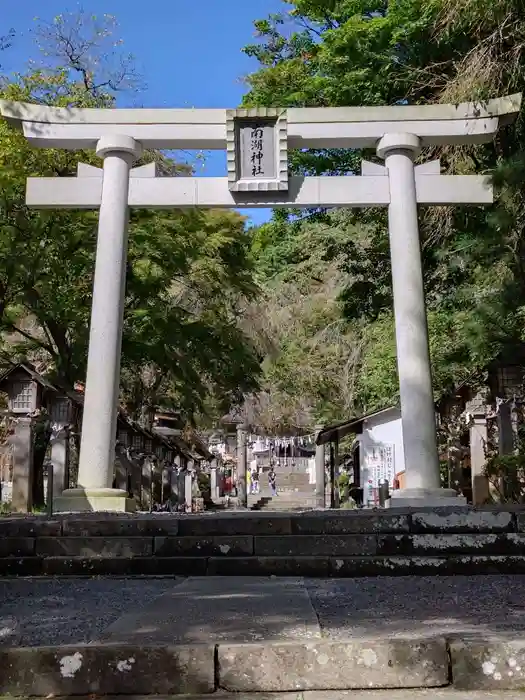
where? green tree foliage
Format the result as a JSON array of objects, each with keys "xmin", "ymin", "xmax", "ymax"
[
  {"xmin": 0, "ymin": 12, "xmax": 261, "ymax": 429},
  {"xmin": 245, "ymin": 0, "xmax": 525, "ymax": 421},
  {"xmin": 248, "ymin": 210, "xmax": 365, "ymax": 427}
]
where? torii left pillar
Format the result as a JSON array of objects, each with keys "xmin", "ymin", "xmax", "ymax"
[{"xmin": 55, "ymin": 135, "xmax": 142, "ymax": 513}]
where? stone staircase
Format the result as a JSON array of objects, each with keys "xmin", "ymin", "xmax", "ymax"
[
  {"xmin": 249, "ymin": 489, "xmax": 317, "ymax": 511},
  {"xmin": 2, "ymin": 506, "xmax": 525, "ymax": 576},
  {"xmin": 248, "ymin": 494, "xmax": 272, "ymax": 510},
  {"xmin": 272, "ymin": 468, "xmax": 311, "ymax": 492},
  {"xmin": 247, "ymin": 467, "xmax": 318, "ymax": 511}
]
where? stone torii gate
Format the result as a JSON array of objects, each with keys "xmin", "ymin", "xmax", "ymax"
[{"xmin": 0, "ymin": 95, "xmax": 521, "ymax": 512}]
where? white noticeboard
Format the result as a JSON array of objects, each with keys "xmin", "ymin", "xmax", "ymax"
[
  {"xmin": 308, "ymin": 457, "xmax": 315, "ymax": 485},
  {"xmin": 364, "ymin": 444, "xmax": 395, "ymax": 487}
]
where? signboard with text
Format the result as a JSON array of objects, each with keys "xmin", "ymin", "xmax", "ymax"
[
  {"xmin": 364, "ymin": 443, "xmax": 395, "ymax": 487},
  {"xmin": 239, "ymin": 121, "xmax": 277, "ymax": 180},
  {"xmin": 226, "ymin": 108, "xmax": 288, "ymax": 192}
]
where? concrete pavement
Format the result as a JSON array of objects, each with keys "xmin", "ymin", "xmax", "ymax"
[
  {"xmin": 3, "ymin": 575, "xmax": 525, "ymax": 694},
  {"xmin": 100, "ymin": 577, "xmax": 322, "ymax": 644},
  {"xmin": 3, "ymin": 574, "xmax": 525, "ymax": 647}
]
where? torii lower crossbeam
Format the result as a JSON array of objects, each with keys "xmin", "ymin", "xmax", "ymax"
[{"xmin": 26, "ymin": 172, "xmax": 491, "ymax": 209}]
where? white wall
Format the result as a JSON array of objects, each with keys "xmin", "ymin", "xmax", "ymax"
[{"xmin": 359, "ymin": 407, "xmax": 405, "ymax": 488}]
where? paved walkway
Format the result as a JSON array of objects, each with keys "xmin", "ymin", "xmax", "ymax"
[
  {"xmin": 3, "ymin": 576, "xmax": 525, "ymax": 694},
  {"xmin": 2, "ymin": 575, "xmax": 525, "ymax": 647},
  {"xmin": 100, "ymin": 577, "xmax": 321, "ymax": 644}
]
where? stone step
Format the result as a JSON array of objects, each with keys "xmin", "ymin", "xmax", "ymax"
[
  {"xmin": 1, "ymin": 508, "xmax": 525, "ymax": 576},
  {"xmin": 4, "ymin": 553, "xmax": 525, "ymax": 577},
  {"xmin": 273, "ymin": 479, "xmax": 311, "ymax": 490},
  {"xmin": 23, "ymin": 529, "xmax": 525, "ymax": 558},
  {"xmin": 259, "ymin": 504, "xmax": 317, "ymax": 512},
  {"xmin": 248, "ymin": 496, "xmax": 272, "ymax": 511},
  {"xmin": 2, "ymin": 641, "xmax": 525, "ymax": 696},
  {"xmin": 36, "ymin": 695, "xmax": 525, "ymax": 700},
  {"xmin": 251, "ymin": 488, "xmax": 318, "ymax": 512},
  {"xmin": 0, "ymin": 637, "xmax": 449, "ymax": 695},
  {"xmin": 3, "ymin": 574, "xmax": 525, "ymax": 695},
  {"xmin": 274, "ymin": 472, "xmax": 310, "ymax": 482}
]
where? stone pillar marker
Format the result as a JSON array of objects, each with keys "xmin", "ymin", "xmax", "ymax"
[
  {"xmin": 11, "ymin": 417, "xmax": 33, "ymax": 513},
  {"xmin": 210, "ymin": 457, "xmax": 219, "ymax": 501},
  {"xmin": 314, "ymin": 424, "xmax": 325, "ymax": 508},
  {"xmin": 497, "ymin": 400, "xmax": 514, "ymax": 456},
  {"xmin": 236, "ymin": 424, "xmax": 248, "ymax": 508},
  {"xmin": 170, "ymin": 454, "xmax": 181, "ymax": 507},
  {"xmin": 466, "ymin": 393, "xmax": 490, "ymax": 505},
  {"xmin": 184, "ymin": 470, "xmax": 193, "ymax": 513},
  {"xmin": 49, "ymin": 396, "xmax": 72, "ymax": 503},
  {"xmin": 333, "ymin": 436, "xmax": 340, "ymax": 509},
  {"xmin": 378, "ymin": 133, "xmax": 464, "ymax": 506},
  {"xmin": 55, "ymin": 135, "xmax": 142, "ymax": 513},
  {"xmin": 50, "ymin": 427, "xmax": 69, "ymax": 503}
]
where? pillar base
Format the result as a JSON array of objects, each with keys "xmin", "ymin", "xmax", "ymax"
[
  {"xmin": 53, "ymin": 488, "xmax": 136, "ymax": 513},
  {"xmin": 386, "ymin": 487, "xmax": 467, "ymax": 508}
]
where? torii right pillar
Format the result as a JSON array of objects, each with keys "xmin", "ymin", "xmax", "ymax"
[{"xmin": 378, "ymin": 133, "xmax": 464, "ymax": 507}]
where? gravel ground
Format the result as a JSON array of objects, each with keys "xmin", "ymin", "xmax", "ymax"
[
  {"xmin": 0, "ymin": 577, "xmax": 182, "ymax": 646},
  {"xmin": 306, "ymin": 575, "xmax": 525, "ymax": 640},
  {"xmin": 3, "ymin": 575, "xmax": 525, "ymax": 647}
]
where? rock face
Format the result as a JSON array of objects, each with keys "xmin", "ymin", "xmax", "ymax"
[{"xmin": 0, "ymin": 506, "xmax": 525, "ymax": 576}]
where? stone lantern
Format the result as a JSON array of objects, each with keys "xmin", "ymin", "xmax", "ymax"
[
  {"xmin": 5, "ymin": 368, "xmax": 41, "ymax": 415},
  {"xmin": 0, "ymin": 364, "xmax": 48, "ymax": 512},
  {"xmin": 49, "ymin": 395, "xmax": 72, "ymax": 424}
]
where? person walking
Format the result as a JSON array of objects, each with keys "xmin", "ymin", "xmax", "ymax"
[
  {"xmin": 252, "ymin": 468, "xmax": 260, "ymax": 494},
  {"xmin": 268, "ymin": 468, "xmax": 277, "ymax": 496}
]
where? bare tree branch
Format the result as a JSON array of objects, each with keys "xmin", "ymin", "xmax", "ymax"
[{"xmin": 32, "ymin": 10, "xmax": 144, "ymax": 100}]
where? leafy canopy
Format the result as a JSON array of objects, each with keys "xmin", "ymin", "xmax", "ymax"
[
  {"xmin": 244, "ymin": 0, "xmax": 525, "ymax": 422},
  {"xmin": 0, "ymin": 11, "xmax": 262, "ymax": 426}
]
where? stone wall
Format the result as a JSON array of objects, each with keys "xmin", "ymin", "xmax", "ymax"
[{"xmin": 2, "ymin": 506, "xmax": 525, "ymax": 576}]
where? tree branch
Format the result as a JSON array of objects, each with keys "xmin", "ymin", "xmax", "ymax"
[{"xmin": 1, "ymin": 321, "xmax": 56, "ymax": 356}]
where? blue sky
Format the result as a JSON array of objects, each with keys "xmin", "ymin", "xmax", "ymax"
[{"xmin": 3, "ymin": 0, "xmax": 287, "ymax": 226}]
